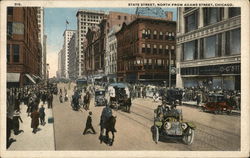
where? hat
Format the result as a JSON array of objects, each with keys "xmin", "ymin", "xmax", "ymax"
[{"xmin": 89, "ymin": 111, "xmax": 92, "ymax": 115}]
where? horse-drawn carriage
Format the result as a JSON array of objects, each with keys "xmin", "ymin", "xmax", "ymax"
[
  {"xmin": 153, "ymin": 104, "xmax": 196, "ymax": 145},
  {"xmin": 107, "ymin": 83, "xmax": 132, "ymax": 113}
]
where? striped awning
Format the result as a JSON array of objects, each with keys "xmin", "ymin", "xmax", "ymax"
[
  {"xmin": 7, "ymin": 73, "xmax": 20, "ymax": 82},
  {"xmin": 25, "ymin": 74, "xmax": 36, "ymax": 84}
]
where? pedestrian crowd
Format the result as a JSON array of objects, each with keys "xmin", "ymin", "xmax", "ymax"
[{"xmin": 6, "ymin": 84, "xmax": 55, "ymax": 148}]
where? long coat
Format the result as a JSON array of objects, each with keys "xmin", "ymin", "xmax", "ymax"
[{"xmin": 31, "ymin": 111, "xmax": 40, "ymax": 129}]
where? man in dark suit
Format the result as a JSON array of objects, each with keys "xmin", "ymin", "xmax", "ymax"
[{"xmin": 83, "ymin": 111, "xmax": 96, "ymax": 135}]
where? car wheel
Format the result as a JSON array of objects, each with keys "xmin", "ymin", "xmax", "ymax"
[
  {"xmin": 153, "ymin": 126, "xmax": 159, "ymax": 144},
  {"xmin": 183, "ymin": 127, "xmax": 194, "ymax": 145}
]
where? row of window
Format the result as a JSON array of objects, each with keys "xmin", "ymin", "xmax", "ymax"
[
  {"xmin": 117, "ymin": 15, "xmax": 127, "ymax": 20},
  {"xmin": 142, "ymin": 29, "xmax": 175, "ymax": 40},
  {"xmin": 185, "ymin": 8, "xmax": 240, "ymax": 33},
  {"xmin": 182, "ymin": 28, "xmax": 240, "ymax": 61},
  {"xmin": 141, "ymin": 44, "xmax": 175, "ymax": 54},
  {"xmin": 80, "ymin": 14, "xmax": 103, "ymax": 19}
]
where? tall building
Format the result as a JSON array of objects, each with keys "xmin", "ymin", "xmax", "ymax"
[
  {"xmin": 62, "ymin": 30, "xmax": 76, "ymax": 78},
  {"xmin": 57, "ymin": 48, "xmax": 63, "ymax": 78},
  {"xmin": 85, "ymin": 26, "xmax": 100, "ymax": 77},
  {"xmin": 37, "ymin": 7, "xmax": 46, "ymax": 80},
  {"xmin": 68, "ymin": 32, "xmax": 78, "ymax": 80},
  {"xmin": 176, "ymin": 8, "xmax": 241, "ymax": 90},
  {"xmin": 116, "ymin": 16, "xmax": 176, "ymax": 84},
  {"xmin": 105, "ymin": 26, "xmax": 120, "ymax": 82},
  {"xmin": 76, "ymin": 9, "xmax": 105, "ymax": 78},
  {"xmin": 99, "ymin": 12, "xmax": 137, "ymax": 82},
  {"xmin": 7, "ymin": 7, "xmax": 41, "ymax": 87}
]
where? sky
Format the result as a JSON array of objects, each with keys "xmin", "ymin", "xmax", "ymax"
[{"xmin": 44, "ymin": 8, "xmax": 177, "ymax": 78}]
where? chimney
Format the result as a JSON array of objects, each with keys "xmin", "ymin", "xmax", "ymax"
[{"xmin": 165, "ymin": 11, "xmax": 173, "ymax": 21}]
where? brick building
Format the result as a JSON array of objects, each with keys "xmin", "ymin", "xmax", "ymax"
[
  {"xmin": 116, "ymin": 17, "xmax": 176, "ymax": 84},
  {"xmin": 7, "ymin": 7, "xmax": 41, "ymax": 87}
]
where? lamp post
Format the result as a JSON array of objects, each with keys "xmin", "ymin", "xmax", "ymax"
[{"xmin": 168, "ymin": 50, "xmax": 171, "ymax": 88}]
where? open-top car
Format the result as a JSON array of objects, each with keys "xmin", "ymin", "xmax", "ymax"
[
  {"xmin": 153, "ymin": 104, "xmax": 196, "ymax": 145},
  {"xmin": 95, "ymin": 88, "xmax": 107, "ymax": 106},
  {"xmin": 202, "ymin": 94, "xmax": 234, "ymax": 114}
]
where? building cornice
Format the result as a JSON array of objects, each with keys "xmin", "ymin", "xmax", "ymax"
[
  {"xmin": 177, "ymin": 16, "xmax": 240, "ymax": 44},
  {"xmin": 179, "ymin": 55, "xmax": 241, "ymax": 68}
]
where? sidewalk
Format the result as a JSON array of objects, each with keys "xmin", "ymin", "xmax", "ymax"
[
  {"xmin": 182, "ymin": 101, "xmax": 241, "ymax": 114},
  {"xmin": 8, "ymin": 102, "xmax": 55, "ymax": 150}
]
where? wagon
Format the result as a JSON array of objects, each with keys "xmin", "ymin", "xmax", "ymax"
[{"xmin": 107, "ymin": 83, "xmax": 131, "ymax": 113}]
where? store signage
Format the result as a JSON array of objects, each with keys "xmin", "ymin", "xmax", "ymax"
[{"xmin": 181, "ymin": 63, "xmax": 240, "ymax": 75}]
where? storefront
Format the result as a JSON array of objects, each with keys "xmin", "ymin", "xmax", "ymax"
[{"xmin": 181, "ymin": 63, "xmax": 240, "ymax": 90}]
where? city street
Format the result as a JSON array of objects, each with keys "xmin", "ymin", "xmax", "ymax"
[{"xmin": 53, "ymin": 83, "xmax": 240, "ymax": 151}]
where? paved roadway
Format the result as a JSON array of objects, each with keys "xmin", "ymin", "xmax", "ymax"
[{"xmin": 53, "ymin": 83, "xmax": 240, "ymax": 151}]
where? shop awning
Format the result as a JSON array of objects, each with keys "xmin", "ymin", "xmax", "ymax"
[
  {"xmin": 25, "ymin": 74, "xmax": 36, "ymax": 84},
  {"xmin": 7, "ymin": 73, "xmax": 20, "ymax": 82}
]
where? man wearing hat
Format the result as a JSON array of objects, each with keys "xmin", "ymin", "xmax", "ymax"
[{"xmin": 83, "ymin": 111, "xmax": 96, "ymax": 135}]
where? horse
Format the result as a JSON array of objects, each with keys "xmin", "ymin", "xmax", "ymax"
[{"xmin": 99, "ymin": 115, "xmax": 117, "ymax": 146}]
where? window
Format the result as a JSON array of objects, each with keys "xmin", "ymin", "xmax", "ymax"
[
  {"xmin": 226, "ymin": 28, "xmax": 241, "ymax": 55},
  {"xmin": 153, "ymin": 45, "xmax": 157, "ymax": 54},
  {"xmin": 146, "ymin": 44, "xmax": 151, "ymax": 53},
  {"xmin": 229, "ymin": 8, "xmax": 240, "ymax": 18},
  {"xmin": 204, "ymin": 8, "xmax": 223, "ymax": 26},
  {"xmin": 7, "ymin": 22, "xmax": 12, "ymax": 37},
  {"xmin": 118, "ymin": 15, "xmax": 121, "ymax": 20},
  {"xmin": 7, "ymin": 7, "xmax": 13, "ymax": 15},
  {"xmin": 159, "ymin": 32, "xmax": 163, "ymax": 40},
  {"xmin": 142, "ymin": 29, "xmax": 146, "ymax": 39},
  {"xmin": 153, "ymin": 30, "xmax": 157, "ymax": 39},
  {"xmin": 170, "ymin": 32, "xmax": 175, "ymax": 40},
  {"xmin": 202, "ymin": 34, "xmax": 222, "ymax": 58},
  {"xmin": 142, "ymin": 43, "xmax": 146, "ymax": 53},
  {"xmin": 165, "ymin": 32, "xmax": 169, "ymax": 40},
  {"xmin": 13, "ymin": 44, "xmax": 19, "ymax": 62},
  {"xmin": 183, "ymin": 40, "xmax": 198, "ymax": 61},
  {"xmin": 185, "ymin": 11, "xmax": 198, "ymax": 32},
  {"xmin": 124, "ymin": 16, "xmax": 127, "ymax": 20},
  {"xmin": 7, "ymin": 44, "xmax": 10, "ymax": 62},
  {"xmin": 165, "ymin": 45, "xmax": 169, "ymax": 54},
  {"xmin": 171, "ymin": 45, "xmax": 175, "ymax": 54},
  {"xmin": 159, "ymin": 45, "xmax": 163, "ymax": 54}
]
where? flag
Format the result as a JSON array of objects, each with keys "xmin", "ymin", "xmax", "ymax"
[{"xmin": 66, "ymin": 20, "xmax": 69, "ymax": 24}]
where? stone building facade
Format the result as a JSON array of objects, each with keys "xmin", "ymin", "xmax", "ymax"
[{"xmin": 176, "ymin": 8, "xmax": 241, "ymax": 90}]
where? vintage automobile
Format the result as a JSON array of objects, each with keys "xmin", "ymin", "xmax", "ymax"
[
  {"xmin": 95, "ymin": 88, "xmax": 107, "ymax": 106},
  {"xmin": 202, "ymin": 94, "xmax": 234, "ymax": 114},
  {"xmin": 153, "ymin": 104, "xmax": 196, "ymax": 145},
  {"xmin": 107, "ymin": 83, "xmax": 132, "ymax": 112},
  {"xmin": 163, "ymin": 88, "xmax": 184, "ymax": 105}
]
